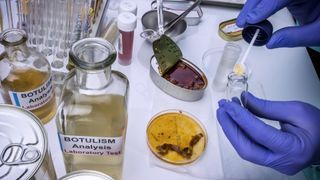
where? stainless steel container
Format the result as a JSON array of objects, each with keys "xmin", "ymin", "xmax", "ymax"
[
  {"xmin": 151, "ymin": 0, "xmax": 203, "ymax": 25},
  {"xmin": 141, "ymin": 10, "xmax": 187, "ymax": 43},
  {"xmin": 0, "ymin": 105, "xmax": 56, "ymax": 179},
  {"xmin": 59, "ymin": 170, "xmax": 114, "ymax": 180},
  {"xmin": 150, "ymin": 56, "xmax": 207, "ymax": 101}
]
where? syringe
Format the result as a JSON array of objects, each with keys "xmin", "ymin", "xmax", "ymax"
[{"xmin": 233, "ymin": 29, "xmax": 260, "ymax": 75}]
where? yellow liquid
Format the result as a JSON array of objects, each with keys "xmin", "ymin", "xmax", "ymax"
[
  {"xmin": 60, "ymin": 93, "xmax": 127, "ymax": 180},
  {"xmin": 1, "ymin": 68, "xmax": 56, "ymax": 124}
]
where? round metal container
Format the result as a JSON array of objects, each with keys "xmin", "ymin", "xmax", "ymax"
[
  {"xmin": 0, "ymin": 104, "xmax": 56, "ymax": 180},
  {"xmin": 146, "ymin": 109, "xmax": 207, "ymax": 165},
  {"xmin": 141, "ymin": 10, "xmax": 187, "ymax": 43},
  {"xmin": 59, "ymin": 170, "xmax": 114, "ymax": 180},
  {"xmin": 150, "ymin": 56, "xmax": 207, "ymax": 101},
  {"xmin": 218, "ymin": 18, "xmax": 243, "ymax": 41}
]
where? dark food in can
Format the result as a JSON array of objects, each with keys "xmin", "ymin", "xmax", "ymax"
[{"xmin": 162, "ymin": 60, "xmax": 205, "ymax": 90}]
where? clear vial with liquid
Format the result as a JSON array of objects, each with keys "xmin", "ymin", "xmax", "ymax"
[
  {"xmin": 56, "ymin": 38, "xmax": 129, "ymax": 180},
  {"xmin": 226, "ymin": 72, "xmax": 248, "ymax": 104}
]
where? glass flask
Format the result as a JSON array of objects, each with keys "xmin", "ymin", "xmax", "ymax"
[
  {"xmin": 0, "ymin": 28, "xmax": 56, "ymax": 124},
  {"xmin": 56, "ymin": 38, "xmax": 129, "ymax": 180},
  {"xmin": 226, "ymin": 72, "xmax": 248, "ymax": 103}
]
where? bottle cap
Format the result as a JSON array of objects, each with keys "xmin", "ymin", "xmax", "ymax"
[
  {"xmin": 119, "ymin": 1, "xmax": 137, "ymax": 15},
  {"xmin": 117, "ymin": 12, "xmax": 137, "ymax": 32},
  {"xmin": 242, "ymin": 20, "xmax": 273, "ymax": 46}
]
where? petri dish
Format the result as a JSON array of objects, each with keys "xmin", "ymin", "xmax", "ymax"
[
  {"xmin": 146, "ymin": 110, "xmax": 207, "ymax": 165},
  {"xmin": 201, "ymin": 47, "xmax": 224, "ymax": 79}
]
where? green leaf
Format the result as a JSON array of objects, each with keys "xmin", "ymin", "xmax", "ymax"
[{"xmin": 153, "ymin": 35, "xmax": 182, "ymax": 75}]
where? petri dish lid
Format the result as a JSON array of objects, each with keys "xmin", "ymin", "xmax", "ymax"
[
  {"xmin": 0, "ymin": 105, "xmax": 47, "ymax": 179},
  {"xmin": 146, "ymin": 110, "xmax": 207, "ymax": 165},
  {"xmin": 242, "ymin": 20, "xmax": 273, "ymax": 46}
]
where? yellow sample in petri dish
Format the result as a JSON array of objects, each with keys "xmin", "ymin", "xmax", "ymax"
[{"xmin": 146, "ymin": 110, "xmax": 207, "ymax": 165}]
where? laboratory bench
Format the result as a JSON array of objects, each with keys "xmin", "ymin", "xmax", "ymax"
[{"xmin": 3, "ymin": 0, "xmax": 320, "ymax": 179}]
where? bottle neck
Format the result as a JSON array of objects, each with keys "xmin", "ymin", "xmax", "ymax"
[
  {"xmin": 5, "ymin": 43, "xmax": 30, "ymax": 62},
  {"xmin": 75, "ymin": 66, "xmax": 112, "ymax": 90}
]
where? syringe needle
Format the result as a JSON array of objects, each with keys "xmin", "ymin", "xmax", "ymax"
[{"xmin": 234, "ymin": 29, "xmax": 260, "ymax": 75}]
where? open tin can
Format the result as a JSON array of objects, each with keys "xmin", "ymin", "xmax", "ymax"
[
  {"xmin": 0, "ymin": 104, "xmax": 56, "ymax": 179},
  {"xmin": 150, "ymin": 56, "xmax": 208, "ymax": 101}
]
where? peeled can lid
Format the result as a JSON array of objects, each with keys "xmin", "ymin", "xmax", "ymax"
[
  {"xmin": 0, "ymin": 105, "xmax": 47, "ymax": 179},
  {"xmin": 242, "ymin": 20, "xmax": 273, "ymax": 46},
  {"xmin": 117, "ymin": 12, "xmax": 137, "ymax": 32},
  {"xmin": 119, "ymin": 1, "xmax": 137, "ymax": 15}
]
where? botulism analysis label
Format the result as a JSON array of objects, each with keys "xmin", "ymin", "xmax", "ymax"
[
  {"xmin": 59, "ymin": 134, "xmax": 124, "ymax": 156},
  {"xmin": 8, "ymin": 76, "xmax": 54, "ymax": 111}
]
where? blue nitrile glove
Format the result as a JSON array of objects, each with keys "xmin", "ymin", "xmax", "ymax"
[
  {"xmin": 236, "ymin": 0, "xmax": 320, "ymax": 48},
  {"xmin": 216, "ymin": 92, "xmax": 320, "ymax": 175}
]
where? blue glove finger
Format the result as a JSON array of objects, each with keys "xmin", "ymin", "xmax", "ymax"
[
  {"xmin": 266, "ymin": 21, "xmax": 320, "ymax": 48},
  {"xmin": 242, "ymin": 92, "xmax": 306, "ymax": 126},
  {"xmin": 216, "ymin": 103, "xmax": 269, "ymax": 164},
  {"xmin": 231, "ymin": 97, "xmax": 241, "ymax": 105},
  {"xmin": 219, "ymin": 99, "xmax": 294, "ymax": 152},
  {"xmin": 236, "ymin": 0, "xmax": 260, "ymax": 27},
  {"xmin": 246, "ymin": 0, "xmax": 290, "ymax": 24}
]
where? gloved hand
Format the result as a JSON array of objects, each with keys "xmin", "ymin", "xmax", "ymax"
[
  {"xmin": 236, "ymin": 0, "xmax": 320, "ymax": 48},
  {"xmin": 216, "ymin": 92, "xmax": 320, "ymax": 175}
]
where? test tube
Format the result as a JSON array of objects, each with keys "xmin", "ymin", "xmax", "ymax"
[
  {"xmin": 5, "ymin": 0, "xmax": 13, "ymax": 28},
  {"xmin": 51, "ymin": 0, "xmax": 67, "ymax": 69},
  {"xmin": 41, "ymin": 0, "xmax": 53, "ymax": 56}
]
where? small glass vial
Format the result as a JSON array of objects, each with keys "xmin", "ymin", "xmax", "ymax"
[
  {"xmin": 117, "ymin": 12, "xmax": 137, "ymax": 65},
  {"xmin": 226, "ymin": 72, "xmax": 248, "ymax": 102},
  {"xmin": 0, "ymin": 29, "xmax": 56, "ymax": 124},
  {"xmin": 56, "ymin": 38, "xmax": 129, "ymax": 180}
]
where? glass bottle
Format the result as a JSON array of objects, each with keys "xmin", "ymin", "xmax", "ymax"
[
  {"xmin": 0, "ymin": 28, "xmax": 56, "ymax": 124},
  {"xmin": 226, "ymin": 72, "xmax": 248, "ymax": 103},
  {"xmin": 56, "ymin": 38, "xmax": 129, "ymax": 180}
]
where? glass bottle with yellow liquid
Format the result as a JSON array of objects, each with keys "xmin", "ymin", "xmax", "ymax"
[
  {"xmin": 56, "ymin": 38, "xmax": 129, "ymax": 180},
  {"xmin": 0, "ymin": 28, "xmax": 56, "ymax": 124}
]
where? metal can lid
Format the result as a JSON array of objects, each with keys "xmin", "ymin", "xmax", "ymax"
[
  {"xmin": 0, "ymin": 105, "xmax": 47, "ymax": 179},
  {"xmin": 59, "ymin": 170, "xmax": 114, "ymax": 180},
  {"xmin": 218, "ymin": 18, "xmax": 243, "ymax": 41},
  {"xmin": 242, "ymin": 20, "xmax": 273, "ymax": 46}
]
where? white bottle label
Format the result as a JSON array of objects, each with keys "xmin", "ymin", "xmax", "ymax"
[
  {"xmin": 59, "ymin": 134, "xmax": 124, "ymax": 156},
  {"xmin": 118, "ymin": 33, "xmax": 123, "ymax": 54},
  {"xmin": 0, "ymin": 58, "xmax": 11, "ymax": 81},
  {"xmin": 8, "ymin": 76, "xmax": 54, "ymax": 111}
]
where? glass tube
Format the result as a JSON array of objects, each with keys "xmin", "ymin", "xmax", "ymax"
[
  {"xmin": 50, "ymin": 0, "xmax": 65, "ymax": 69},
  {"xmin": 5, "ymin": 0, "xmax": 13, "ymax": 28},
  {"xmin": 212, "ymin": 42, "xmax": 242, "ymax": 91},
  {"xmin": 41, "ymin": 0, "xmax": 53, "ymax": 56}
]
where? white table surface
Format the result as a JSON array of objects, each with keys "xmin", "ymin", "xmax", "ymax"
[{"xmin": 42, "ymin": 0, "xmax": 319, "ymax": 179}]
